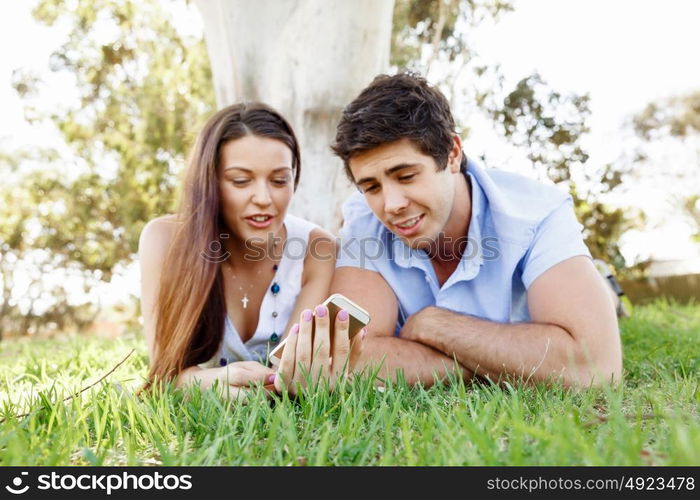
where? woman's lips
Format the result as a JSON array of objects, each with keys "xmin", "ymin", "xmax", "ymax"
[{"xmin": 245, "ymin": 215, "xmax": 274, "ymax": 228}]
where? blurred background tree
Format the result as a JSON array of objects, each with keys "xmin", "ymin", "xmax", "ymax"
[
  {"xmin": 634, "ymin": 90, "xmax": 700, "ymax": 242},
  {"xmin": 2, "ymin": 0, "xmax": 658, "ymax": 338},
  {"xmin": 2, "ymin": 0, "xmax": 214, "ymax": 338}
]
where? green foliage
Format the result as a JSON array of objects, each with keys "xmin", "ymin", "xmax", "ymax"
[
  {"xmin": 0, "ymin": 149, "xmax": 99, "ymax": 339},
  {"xmin": 392, "ymin": 0, "xmax": 512, "ymax": 70},
  {"xmin": 2, "ymin": 0, "xmax": 215, "ymax": 336},
  {"xmin": 633, "ymin": 91, "xmax": 700, "ymax": 241},
  {"xmin": 683, "ymin": 195, "xmax": 700, "ymax": 242},
  {"xmin": 391, "ymin": 2, "xmax": 639, "ymax": 275},
  {"xmin": 0, "ymin": 301, "xmax": 698, "ymax": 465},
  {"xmin": 488, "ymin": 74, "xmax": 643, "ymax": 272},
  {"xmin": 634, "ymin": 91, "xmax": 700, "ymax": 140},
  {"xmin": 26, "ymin": 0, "xmax": 215, "ymax": 253},
  {"xmin": 491, "ymin": 73, "xmax": 590, "ymax": 183}
]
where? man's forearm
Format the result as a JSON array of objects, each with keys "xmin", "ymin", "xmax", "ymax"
[
  {"xmin": 407, "ymin": 307, "xmax": 619, "ymax": 387},
  {"xmin": 352, "ymin": 335, "xmax": 473, "ymax": 387}
]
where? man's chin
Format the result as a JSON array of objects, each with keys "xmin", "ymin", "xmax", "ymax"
[{"xmin": 403, "ymin": 234, "xmax": 435, "ymax": 251}]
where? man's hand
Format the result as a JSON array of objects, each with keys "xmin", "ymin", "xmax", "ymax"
[{"xmin": 399, "ymin": 306, "xmax": 441, "ymax": 343}]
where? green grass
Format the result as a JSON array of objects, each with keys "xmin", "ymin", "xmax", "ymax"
[{"xmin": 1, "ymin": 299, "xmax": 698, "ymax": 466}]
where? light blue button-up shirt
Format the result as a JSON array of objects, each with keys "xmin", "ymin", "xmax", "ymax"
[{"xmin": 336, "ymin": 159, "xmax": 591, "ymax": 334}]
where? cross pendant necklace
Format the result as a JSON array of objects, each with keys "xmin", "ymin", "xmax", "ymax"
[{"xmin": 223, "ymin": 241, "xmax": 280, "ymax": 311}]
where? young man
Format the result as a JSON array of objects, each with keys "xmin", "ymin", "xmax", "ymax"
[{"xmin": 329, "ymin": 73, "xmax": 622, "ymax": 389}]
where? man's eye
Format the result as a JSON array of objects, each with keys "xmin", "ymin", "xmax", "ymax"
[
  {"xmin": 363, "ymin": 185, "xmax": 380, "ymax": 194},
  {"xmin": 399, "ymin": 174, "xmax": 416, "ymax": 182}
]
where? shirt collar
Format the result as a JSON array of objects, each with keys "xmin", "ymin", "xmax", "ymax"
[{"xmin": 458, "ymin": 161, "xmax": 486, "ymax": 279}]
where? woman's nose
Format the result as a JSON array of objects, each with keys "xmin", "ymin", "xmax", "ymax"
[{"xmin": 251, "ymin": 181, "xmax": 272, "ymax": 206}]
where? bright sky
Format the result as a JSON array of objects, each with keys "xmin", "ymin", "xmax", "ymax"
[{"xmin": 1, "ymin": 0, "xmax": 699, "ymax": 309}]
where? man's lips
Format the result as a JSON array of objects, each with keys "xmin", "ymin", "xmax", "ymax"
[{"xmin": 392, "ymin": 214, "xmax": 424, "ymax": 236}]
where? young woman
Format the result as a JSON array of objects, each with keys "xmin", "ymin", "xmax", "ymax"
[{"xmin": 139, "ymin": 102, "xmax": 352, "ymax": 398}]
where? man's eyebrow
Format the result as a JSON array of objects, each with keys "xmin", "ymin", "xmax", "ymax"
[
  {"xmin": 356, "ymin": 163, "xmax": 420, "ymax": 185},
  {"xmin": 223, "ymin": 166, "xmax": 292, "ymax": 172}
]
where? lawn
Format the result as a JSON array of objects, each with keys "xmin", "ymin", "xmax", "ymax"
[{"xmin": 0, "ymin": 299, "xmax": 698, "ymax": 466}]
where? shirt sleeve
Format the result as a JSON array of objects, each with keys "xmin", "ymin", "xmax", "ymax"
[
  {"xmin": 520, "ymin": 197, "xmax": 591, "ymax": 289},
  {"xmin": 335, "ymin": 193, "xmax": 382, "ymax": 272}
]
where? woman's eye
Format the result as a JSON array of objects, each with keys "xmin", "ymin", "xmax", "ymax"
[
  {"xmin": 272, "ymin": 177, "xmax": 291, "ymax": 186},
  {"xmin": 231, "ymin": 178, "xmax": 250, "ymax": 186},
  {"xmin": 363, "ymin": 184, "xmax": 380, "ymax": 194}
]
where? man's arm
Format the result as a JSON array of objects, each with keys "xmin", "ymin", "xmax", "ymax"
[
  {"xmin": 331, "ymin": 267, "xmax": 473, "ymax": 386},
  {"xmin": 400, "ymin": 256, "xmax": 622, "ymax": 388}
]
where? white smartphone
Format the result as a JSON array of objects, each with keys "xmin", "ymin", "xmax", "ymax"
[{"xmin": 268, "ymin": 293, "xmax": 371, "ymax": 367}]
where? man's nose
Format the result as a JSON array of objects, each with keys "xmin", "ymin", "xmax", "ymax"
[{"xmin": 383, "ymin": 184, "xmax": 409, "ymax": 214}]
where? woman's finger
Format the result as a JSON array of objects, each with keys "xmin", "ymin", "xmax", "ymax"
[
  {"xmin": 235, "ymin": 361, "xmax": 275, "ymax": 384},
  {"xmin": 294, "ymin": 309, "xmax": 314, "ymax": 389},
  {"xmin": 309, "ymin": 304, "xmax": 331, "ymax": 384},
  {"xmin": 215, "ymin": 364, "xmax": 256, "ymax": 387},
  {"xmin": 348, "ymin": 327, "xmax": 367, "ymax": 382},
  {"xmin": 274, "ymin": 323, "xmax": 299, "ymax": 395},
  {"xmin": 330, "ymin": 308, "xmax": 351, "ymax": 384}
]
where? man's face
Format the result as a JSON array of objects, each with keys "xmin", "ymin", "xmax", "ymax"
[{"xmin": 349, "ymin": 138, "xmax": 461, "ymax": 249}]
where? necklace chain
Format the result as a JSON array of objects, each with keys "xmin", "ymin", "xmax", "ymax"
[{"xmin": 218, "ymin": 253, "xmax": 283, "ymax": 366}]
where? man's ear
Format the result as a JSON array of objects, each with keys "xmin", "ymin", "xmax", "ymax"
[{"xmin": 448, "ymin": 134, "xmax": 462, "ymax": 174}]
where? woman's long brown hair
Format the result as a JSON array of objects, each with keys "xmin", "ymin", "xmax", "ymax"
[{"xmin": 146, "ymin": 103, "xmax": 301, "ymax": 385}]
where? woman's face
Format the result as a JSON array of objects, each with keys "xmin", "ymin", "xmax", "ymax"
[{"xmin": 218, "ymin": 135, "xmax": 295, "ymax": 249}]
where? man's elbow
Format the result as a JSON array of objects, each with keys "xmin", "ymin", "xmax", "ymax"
[
  {"xmin": 566, "ymin": 322, "xmax": 622, "ymax": 389},
  {"xmin": 572, "ymin": 365, "xmax": 622, "ymax": 390},
  {"xmin": 569, "ymin": 350, "xmax": 623, "ymax": 389}
]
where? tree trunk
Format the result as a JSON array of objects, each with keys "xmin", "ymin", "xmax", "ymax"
[{"xmin": 194, "ymin": 0, "xmax": 395, "ymax": 232}]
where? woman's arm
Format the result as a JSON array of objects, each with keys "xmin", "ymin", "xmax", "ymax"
[
  {"xmin": 177, "ymin": 362, "xmax": 274, "ymax": 396},
  {"xmin": 138, "ymin": 215, "xmax": 179, "ymax": 362},
  {"xmin": 279, "ymin": 227, "xmax": 337, "ymax": 338}
]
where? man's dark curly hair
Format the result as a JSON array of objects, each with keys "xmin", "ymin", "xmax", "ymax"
[{"xmin": 331, "ymin": 72, "xmax": 466, "ymax": 182}]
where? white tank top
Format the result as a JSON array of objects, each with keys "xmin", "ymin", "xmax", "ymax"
[{"xmin": 199, "ymin": 213, "xmax": 317, "ymax": 368}]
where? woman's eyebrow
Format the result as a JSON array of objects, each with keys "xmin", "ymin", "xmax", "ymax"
[{"xmin": 223, "ymin": 166, "xmax": 292, "ymax": 172}]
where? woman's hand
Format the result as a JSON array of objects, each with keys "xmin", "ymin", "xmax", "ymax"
[
  {"xmin": 178, "ymin": 361, "xmax": 275, "ymax": 400},
  {"xmin": 274, "ymin": 305, "xmax": 365, "ymax": 396}
]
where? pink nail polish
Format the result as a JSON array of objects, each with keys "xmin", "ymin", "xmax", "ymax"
[
  {"xmin": 291, "ymin": 323, "xmax": 299, "ymax": 335},
  {"xmin": 315, "ymin": 305, "xmax": 327, "ymax": 318},
  {"xmin": 361, "ymin": 328, "xmax": 367, "ymax": 340},
  {"xmin": 338, "ymin": 309, "xmax": 348, "ymax": 321},
  {"xmin": 267, "ymin": 374, "xmax": 276, "ymax": 384},
  {"xmin": 302, "ymin": 309, "xmax": 313, "ymax": 322}
]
